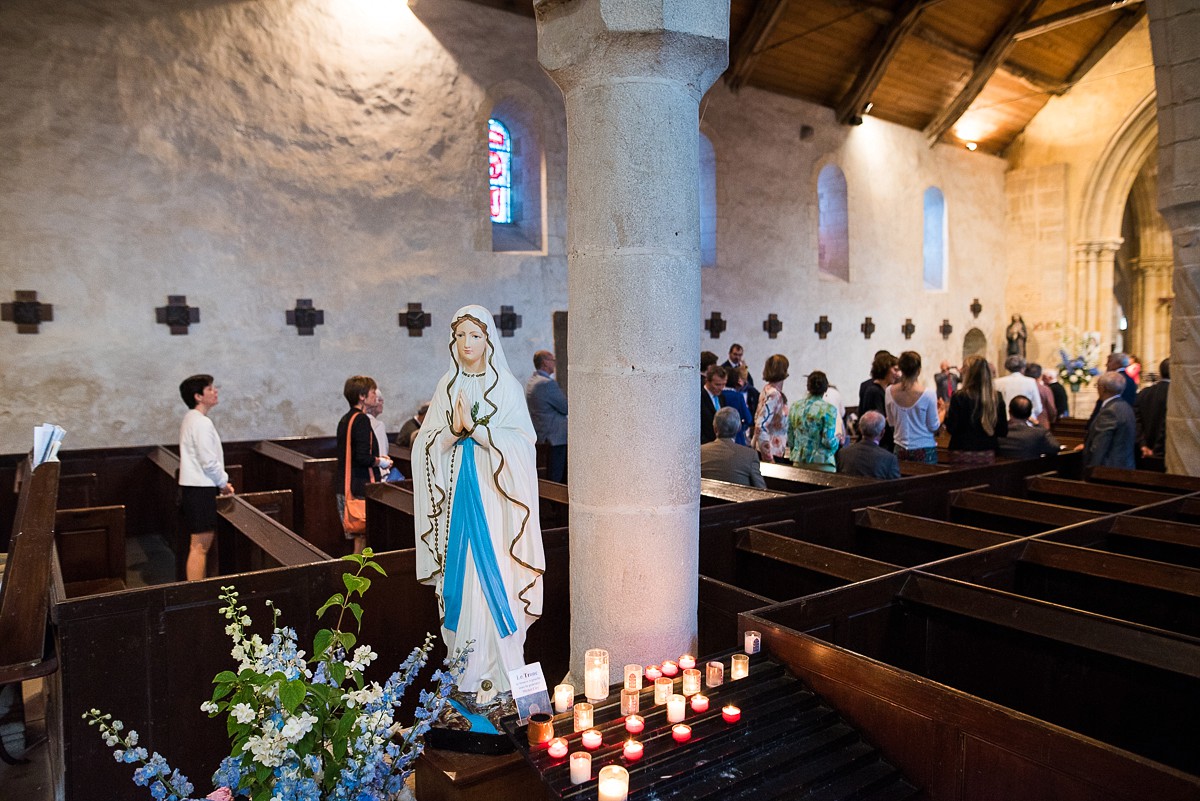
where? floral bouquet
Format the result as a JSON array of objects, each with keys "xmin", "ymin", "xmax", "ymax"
[
  {"xmin": 85, "ymin": 549, "xmax": 468, "ymax": 801},
  {"xmin": 1057, "ymin": 330, "xmax": 1102, "ymax": 391}
]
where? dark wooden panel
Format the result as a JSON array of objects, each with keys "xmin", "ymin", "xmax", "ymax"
[{"xmin": 54, "ymin": 505, "xmax": 126, "ymax": 597}]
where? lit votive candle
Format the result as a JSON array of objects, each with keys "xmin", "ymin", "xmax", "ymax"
[
  {"xmin": 660, "ymin": 659, "xmax": 679, "ymax": 677},
  {"xmin": 573, "ymin": 702, "xmax": 594, "ymax": 733},
  {"xmin": 667, "ymin": 694, "xmax": 687, "ymax": 723},
  {"xmin": 706, "ymin": 660, "xmax": 724, "ymax": 688},
  {"xmin": 584, "ymin": 648, "xmax": 610, "ymax": 703},
  {"xmin": 547, "ymin": 737, "xmax": 568, "ymax": 759},
  {"xmin": 671, "ymin": 723, "xmax": 692, "ymax": 743},
  {"xmin": 553, "ymin": 683, "xmax": 575, "ymax": 714},
  {"xmin": 620, "ymin": 688, "xmax": 640, "ymax": 716},
  {"xmin": 722, "ymin": 704, "xmax": 741, "ymax": 724},
  {"xmin": 678, "ymin": 654, "xmax": 696, "ymax": 670},
  {"xmin": 690, "ymin": 693, "xmax": 709, "ymax": 713},
  {"xmin": 681, "ymin": 668, "xmax": 701, "ymax": 696},
  {"xmin": 623, "ymin": 664, "xmax": 643, "ymax": 691},
  {"xmin": 624, "ymin": 714, "xmax": 645, "ymax": 734},
  {"xmin": 569, "ymin": 751, "xmax": 591, "ymax": 785},
  {"xmin": 654, "ymin": 677, "xmax": 673, "ymax": 705},
  {"xmin": 644, "ymin": 664, "xmax": 662, "ymax": 682},
  {"xmin": 731, "ymin": 653, "xmax": 750, "ymax": 680},
  {"xmin": 744, "ymin": 630, "xmax": 762, "ymax": 655},
  {"xmin": 597, "ymin": 765, "xmax": 629, "ymax": 801},
  {"xmin": 622, "ymin": 739, "xmax": 643, "ymax": 761},
  {"xmin": 581, "ymin": 728, "xmax": 603, "ymax": 750}
]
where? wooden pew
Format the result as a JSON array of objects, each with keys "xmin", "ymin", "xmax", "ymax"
[
  {"xmin": 1085, "ymin": 465, "xmax": 1200, "ymax": 494},
  {"xmin": 54, "ymin": 505, "xmax": 126, "ymax": 597},
  {"xmin": 854, "ymin": 506, "xmax": 1017, "ymax": 556},
  {"xmin": 537, "ymin": 478, "xmax": 569, "ymax": 529},
  {"xmin": 364, "ymin": 481, "xmax": 417, "ymax": 552},
  {"xmin": 735, "ymin": 526, "xmax": 900, "ymax": 600},
  {"xmin": 748, "ymin": 570, "xmax": 1200, "ymax": 800},
  {"xmin": 57, "ymin": 471, "xmax": 98, "ymax": 509},
  {"xmin": 1042, "ymin": 515, "xmax": 1200, "ymax": 571},
  {"xmin": 758, "ymin": 462, "xmax": 876, "ymax": 492},
  {"xmin": 388, "ymin": 443, "xmax": 413, "ymax": 478},
  {"xmin": 0, "ymin": 461, "xmax": 60, "ymax": 763},
  {"xmin": 1024, "ymin": 474, "xmax": 1179, "ymax": 512},
  {"xmin": 697, "ymin": 576, "xmax": 773, "ymax": 657},
  {"xmin": 949, "ymin": 488, "xmax": 1103, "ymax": 535},
  {"xmin": 247, "ymin": 440, "xmax": 342, "ymax": 557},
  {"xmin": 699, "ymin": 478, "xmax": 789, "ymax": 506}
]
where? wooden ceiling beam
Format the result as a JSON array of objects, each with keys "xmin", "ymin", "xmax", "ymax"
[
  {"xmin": 1015, "ymin": 0, "xmax": 1144, "ymax": 41},
  {"xmin": 726, "ymin": 0, "xmax": 793, "ymax": 92},
  {"xmin": 923, "ymin": 0, "xmax": 1044, "ymax": 147},
  {"xmin": 910, "ymin": 23, "xmax": 1065, "ymax": 96},
  {"xmin": 835, "ymin": 0, "xmax": 948, "ymax": 124},
  {"xmin": 1062, "ymin": 6, "xmax": 1147, "ymax": 87}
]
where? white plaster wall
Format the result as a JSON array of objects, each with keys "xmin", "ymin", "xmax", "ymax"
[
  {"xmin": 1005, "ymin": 16, "xmax": 1158, "ymax": 366},
  {"xmin": 699, "ymin": 84, "xmax": 1009, "ymax": 400},
  {"xmin": 0, "ymin": 0, "xmax": 567, "ymax": 453}
]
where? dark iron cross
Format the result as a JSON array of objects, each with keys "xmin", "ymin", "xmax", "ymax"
[
  {"xmin": 940, "ymin": 319, "xmax": 954, "ymax": 340},
  {"xmin": 286, "ymin": 299, "xmax": 325, "ymax": 336},
  {"xmin": 497, "ymin": 305, "xmax": 522, "ymax": 337},
  {"xmin": 156, "ymin": 295, "xmax": 200, "ymax": 335},
  {"xmin": 1, "ymin": 290, "xmax": 53, "ymax": 334},
  {"xmin": 762, "ymin": 313, "xmax": 783, "ymax": 339},
  {"xmin": 402, "ymin": 302, "xmax": 432, "ymax": 337},
  {"xmin": 970, "ymin": 298, "xmax": 982, "ymax": 318},
  {"xmin": 901, "ymin": 318, "xmax": 916, "ymax": 340},
  {"xmin": 704, "ymin": 311, "xmax": 726, "ymax": 339},
  {"xmin": 814, "ymin": 315, "xmax": 832, "ymax": 340},
  {"xmin": 860, "ymin": 316, "xmax": 875, "ymax": 339}
]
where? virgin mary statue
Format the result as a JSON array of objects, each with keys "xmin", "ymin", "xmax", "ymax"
[{"xmin": 413, "ymin": 305, "xmax": 545, "ymax": 695}]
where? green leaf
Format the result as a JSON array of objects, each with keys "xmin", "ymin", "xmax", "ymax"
[
  {"xmin": 213, "ymin": 670, "xmax": 238, "ymax": 684},
  {"xmin": 347, "ymin": 602, "xmax": 364, "ymax": 628},
  {"xmin": 313, "ymin": 629, "xmax": 334, "ymax": 657},
  {"xmin": 211, "ymin": 682, "xmax": 234, "ymax": 702},
  {"xmin": 330, "ymin": 661, "xmax": 347, "ymax": 687},
  {"xmin": 363, "ymin": 560, "xmax": 387, "ymax": 576},
  {"xmin": 339, "ymin": 631, "xmax": 357, "ymax": 651},
  {"xmin": 341, "ymin": 553, "xmax": 364, "ymax": 566},
  {"xmin": 342, "ymin": 573, "xmax": 369, "ymax": 597},
  {"xmin": 316, "ymin": 593, "xmax": 345, "ymax": 619},
  {"xmin": 280, "ymin": 679, "xmax": 306, "ymax": 713}
]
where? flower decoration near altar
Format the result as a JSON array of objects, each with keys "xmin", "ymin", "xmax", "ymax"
[
  {"xmin": 85, "ymin": 550, "xmax": 469, "ymax": 801},
  {"xmin": 1057, "ymin": 330, "xmax": 1102, "ymax": 391}
]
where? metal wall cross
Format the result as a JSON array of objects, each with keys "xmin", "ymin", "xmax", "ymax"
[
  {"xmin": 156, "ymin": 295, "xmax": 200, "ymax": 335},
  {"xmin": 762, "ymin": 313, "xmax": 783, "ymax": 339},
  {"xmin": 704, "ymin": 311, "xmax": 726, "ymax": 339},
  {"xmin": 970, "ymin": 298, "xmax": 982, "ymax": 318},
  {"xmin": 497, "ymin": 305, "xmax": 522, "ymax": 337},
  {"xmin": 402, "ymin": 302, "xmax": 432, "ymax": 337},
  {"xmin": 940, "ymin": 319, "xmax": 953, "ymax": 340},
  {"xmin": 901, "ymin": 318, "xmax": 916, "ymax": 340},
  {"xmin": 860, "ymin": 316, "xmax": 875, "ymax": 339},
  {"xmin": 1, "ymin": 290, "xmax": 53, "ymax": 334},
  {"xmin": 286, "ymin": 299, "xmax": 325, "ymax": 336},
  {"xmin": 814, "ymin": 315, "xmax": 832, "ymax": 340}
]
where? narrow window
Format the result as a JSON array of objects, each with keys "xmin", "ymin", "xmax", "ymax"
[
  {"xmin": 817, "ymin": 165, "xmax": 849, "ymax": 281},
  {"xmin": 923, "ymin": 186, "xmax": 946, "ymax": 290},
  {"xmin": 489, "ymin": 118, "xmax": 513, "ymax": 225}
]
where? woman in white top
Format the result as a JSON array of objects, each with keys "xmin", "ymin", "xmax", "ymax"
[
  {"xmin": 178, "ymin": 374, "xmax": 234, "ymax": 580},
  {"xmin": 884, "ymin": 351, "xmax": 945, "ymax": 464}
]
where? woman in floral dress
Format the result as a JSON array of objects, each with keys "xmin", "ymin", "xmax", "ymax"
[
  {"xmin": 787, "ymin": 371, "xmax": 840, "ymax": 471},
  {"xmin": 752, "ymin": 354, "xmax": 790, "ymax": 463}
]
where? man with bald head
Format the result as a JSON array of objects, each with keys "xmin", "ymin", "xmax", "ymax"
[{"xmin": 1082, "ymin": 371, "xmax": 1136, "ymax": 469}]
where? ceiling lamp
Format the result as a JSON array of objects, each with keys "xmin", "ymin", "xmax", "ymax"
[{"xmin": 965, "ymin": 142, "xmax": 978, "ymax": 151}]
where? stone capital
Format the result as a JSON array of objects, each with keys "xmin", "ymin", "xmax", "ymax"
[{"xmin": 536, "ymin": 0, "xmax": 729, "ymax": 98}]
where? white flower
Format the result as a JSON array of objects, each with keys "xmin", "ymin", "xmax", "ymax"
[
  {"xmin": 281, "ymin": 713, "xmax": 318, "ymax": 742},
  {"xmin": 231, "ymin": 703, "xmax": 257, "ymax": 724},
  {"xmin": 245, "ymin": 731, "xmax": 288, "ymax": 768},
  {"xmin": 351, "ymin": 646, "xmax": 377, "ymax": 667},
  {"xmin": 200, "ymin": 701, "xmax": 219, "ymax": 714}
]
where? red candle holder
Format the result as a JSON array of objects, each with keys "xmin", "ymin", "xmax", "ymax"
[
  {"xmin": 622, "ymin": 739, "xmax": 644, "ymax": 761},
  {"xmin": 671, "ymin": 723, "xmax": 692, "ymax": 743},
  {"xmin": 547, "ymin": 738, "xmax": 569, "ymax": 759},
  {"xmin": 660, "ymin": 660, "xmax": 679, "ymax": 677},
  {"xmin": 581, "ymin": 728, "xmax": 603, "ymax": 749},
  {"xmin": 624, "ymin": 714, "xmax": 645, "ymax": 734},
  {"xmin": 690, "ymin": 694, "xmax": 709, "ymax": 713},
  {"xmin": 678, "ymin": 654, "xmax": 697, "ymax": 670},
  {"xmin": 644, "ymin": 664, "xmax": 663, "ymax": 682},
  {"xmin": 722, "ymin": 704, "xmax": 741, "ymax": 724}
]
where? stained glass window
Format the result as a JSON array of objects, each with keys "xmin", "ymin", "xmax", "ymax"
[
  {"xmin": 923, "ymin": 186, "xmax": 946, "ymax": 290},
  {"xmin": 488, "ymin": 118, "xmax": 513, "ymax": 224}
]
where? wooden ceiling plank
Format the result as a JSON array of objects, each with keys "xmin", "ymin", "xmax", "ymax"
[
  {"xmin": 1015, "ymin": 0, "xmax": 1144, "ymax": 41},
  {"xmin": 923, "ymin": 0, "xmax": 1045, "ymax": 147},
  {"xmin": 1062, "ymin": 6, "xmax": 1147, "ymax": 87},
  {"xmin": 910, "ymin": 22, "xmax": 1065, "ymax": 95},
  {"xmin": 834, "ymin": 0, "xmax": 949, "ymax": 124},
  {"xmin": 727, "ymin": 0, "xmax": 794, "ymax": 92}
]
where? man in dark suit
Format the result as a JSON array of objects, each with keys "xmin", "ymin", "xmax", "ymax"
[
  {"xmin": 722, "ymin": 343, "xmax": 754, "ymax": 390},
  {"xmin": 1135, "ymin": 357, "xmax": 1170, "ymax": 458},
  {"xmin": 835, "ymin": 411, "xmax": 900, "ymax": 479},
  {"xmin": 526, "ymin": 350, "xmax": 569, "ymax": 482},
  {"xmin": 1106, "ymin": 352, "xmax": 1138, "ymax": 405},
  {"xmin": 701, "ymin": 364, "xmax": 728, "ymax": 444},
  {"xmin": 934, "ymin": 360, "xmax": 960, "ymax": 403},
  {"xmin": 997, "ymin": 396, "xmax": 1060, "ymax": 459},
  {"xmin": 1083, "ymin": 371, "xmax": 1137, "ymax": 469},
  {"xmin": 701, "ymin": 407, "xmax": 766, "ymax": 488}
]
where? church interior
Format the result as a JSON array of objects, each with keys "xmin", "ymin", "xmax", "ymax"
[{"xmin": 2, "ymin": 0, "xmax": 1199, "ymax": 799}]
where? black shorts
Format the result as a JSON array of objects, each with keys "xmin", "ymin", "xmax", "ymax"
[{"xmin": 180, "ymin": 485, "xmax": 220, "ymax": 534}]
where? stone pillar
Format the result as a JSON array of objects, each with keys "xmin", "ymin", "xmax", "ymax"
[
  {"xmin": 535, "ymin": 0, "xmax": 728, "ymax": 680},
  {"xmin": 1148, "ymin": 0, "xmax": 1200, "ymax": 475},
  {"xmin": 1072, "ymin": 240, "xmax": 1122, "ymax": 345}
]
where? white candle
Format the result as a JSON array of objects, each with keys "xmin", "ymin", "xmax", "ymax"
[
  {"xmin": 731, "ymin": 653, "xmax": 749, "ymax": 680},
  {"xmin": 569, "ymin": 751, "xmax": 591, "ymax": 785},
  {"xmin": 623, "ymin": 664, "xmax": 643, "ymax": 691},
  {"xmin": 622, "ymin": 739, "xmax": 643, "ymax": 760},
  {"xmin": 744, "ymin": 630, "xmax": 761, "ymax": 654},
  {"xmin": 706, "ymin": 661, "xmax": 724, "ymax": 688},
  {"xmin": 690, "ymin": 693, "xmax": 709, "ymax": 713},
  {"xmin": 547, "ymin": 737, "xmax": 568, "ymax": 758},
  {"xmin": 660, "ymin": 659, "xmax": 679, "ymax": 677},
  {"xmin": 597, "ymin": 765, "xmax": 629, "ymax": 801},
  {"xmin": 584, "ymin": 648, "xmax": 610, "ymax": 702},
  {"xmin": 682, "ymin": 668, "xmax": 701, "ymax": 696},
  {"xmin": 620, "ymin": 688, "xmax": 640, "ymax": 716},
  {"xmin": 654, "ymin": 677, "xmax": 673, "ymax": 705},
  {"xmin": 667, "ymin": 693, "xmax": 686, "ymax": 723},
  {"xmin": 581, "ymin": 728, "xmax": 602, "ymax": 750},
  {"xmin": 573, "ymin": 702, "xmax": 593, "ymax": 732},
  {"xmin": 671, "ymin": 723, "xmax": 692, "ymax": 743},
  {"xmin": 678, "ymin": 654, "xmax": 696, "ymax": 670},
  {"xmin": 624, "ymin": 714, "xmax": 644, "ymax": 734},
  {"xmin": 554, "ymin": 683, "xmax": 574, "ymax": 714}
]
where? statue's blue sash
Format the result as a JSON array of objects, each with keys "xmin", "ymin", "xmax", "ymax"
[{"xmin": 443, "ymin": 437, "xmax": 518, "ymax": 638}]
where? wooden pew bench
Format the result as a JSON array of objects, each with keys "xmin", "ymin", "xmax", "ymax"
[
  {"xmin": 54, "ymin": 505, "xmax": 126, "ymax": 597},
  {"xmin": 1085, "ymin": 465, "xmax": 1200, "ymax": 494},
  {"xmin": 1024, "ymin": 474, "xmax": 1180, "ymax": 512},
  {"xmin": 948, "ymin": 488, "xmax": 1103, "ymax": 535},
  {"xmin": 699, "ymin": 478, "xmax": 789, "ymax": 506},
  {"xmin": 853, "ymin": 506, "xmax": 1018, "ymax": 563},
  {"xmin": 215, "ymin": 492, "xmax": 325, "ymax": 573},
  {"xmin": 247, "ymin": 440, "xmax": 342, "ymax": 556},
  {"xmin": 758, "ymin": 462, "xmax": 876, "ymax": 493},
  {"xmin": 733, "ymin": 526, "xmax": 900, "ymax": 601},
  {"xmin": 697, "ymin": 576, "xmax": 774, "ymax": 656},
  {"xmin": 388, "ymin": 443, "xmax": 413, "ymax": 478},
  {"xmin": 364, "ymin": 480, "xmax": 417, "ymax": 552},
  {"xmin": 1041, "ymin": 515, "xmax": 1200, "ymax": 570}
]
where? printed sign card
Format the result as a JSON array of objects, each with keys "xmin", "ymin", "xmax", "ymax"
[{"xmin": 508, "ymin": 662, "xmax": 551, "ymax": 724}]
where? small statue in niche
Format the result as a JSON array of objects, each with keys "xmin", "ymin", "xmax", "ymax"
[{"xmin": 1006, "ymin": 314, "xmax": 1027, "ymax": 360}]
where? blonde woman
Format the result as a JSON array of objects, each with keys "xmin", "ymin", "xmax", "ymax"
[{"xmin": 944, "ymin": 355, "xmax": 1008, "ymax": 464}]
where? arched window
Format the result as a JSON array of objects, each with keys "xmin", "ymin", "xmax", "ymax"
[
  {"xmin": 699, "ymin": 133, "xmax": 717, "ymax": 268},
  {"xmin": 488, "ymin": 118, "xmax": 513, "ymax": 224},
  {"xmin": 817, "ymin": 165, "xmax": 849, "ymax": 282},
  {"xmin": 923, "ymin": 186, "xmax": 946, "ymax": 290}
]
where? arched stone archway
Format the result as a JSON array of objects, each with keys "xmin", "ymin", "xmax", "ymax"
[{"xmin": 962, "ymin": 328, "xmax": 987, "ymax": 362}]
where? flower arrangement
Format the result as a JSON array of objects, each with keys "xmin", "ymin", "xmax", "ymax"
[
  {"xmin": 85, "ymin": 549, "xmax": 468, "ymax": 801},
  {"xmin": 1057, "ymin": 330, "xmax": 1102, "ymax": 391}
]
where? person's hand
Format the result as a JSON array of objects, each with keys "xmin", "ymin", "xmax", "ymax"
[
  {"xmin": 378, "ymin": 456, "xmax": 392, "ymax": 471},
  {"xmin": 221, "ymin": 483, "xmax": 235, "ymax": 496},
  {"xmin": 453, "ymin": 391, "xmax": 472, "ymax": 435},
  {"xmin": 1140, "ymin": 446, "xmax": 1153, "ymax": 458}
]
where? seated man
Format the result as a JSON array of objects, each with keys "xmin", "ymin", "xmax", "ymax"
[
  {"xmin": 700, "ymin": 407, "xmax": 766, "ymax": 488},
  {"xmin": 396, "ymin": 402, "xmax": 428, "ymax": 448},
  {"xmin": 834, "ymin": 411, "xmax": 900, "ymax": 479},
  {"xmin": 997, "ymin": 395, "xmax": 1060, "ymax": 459}
]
